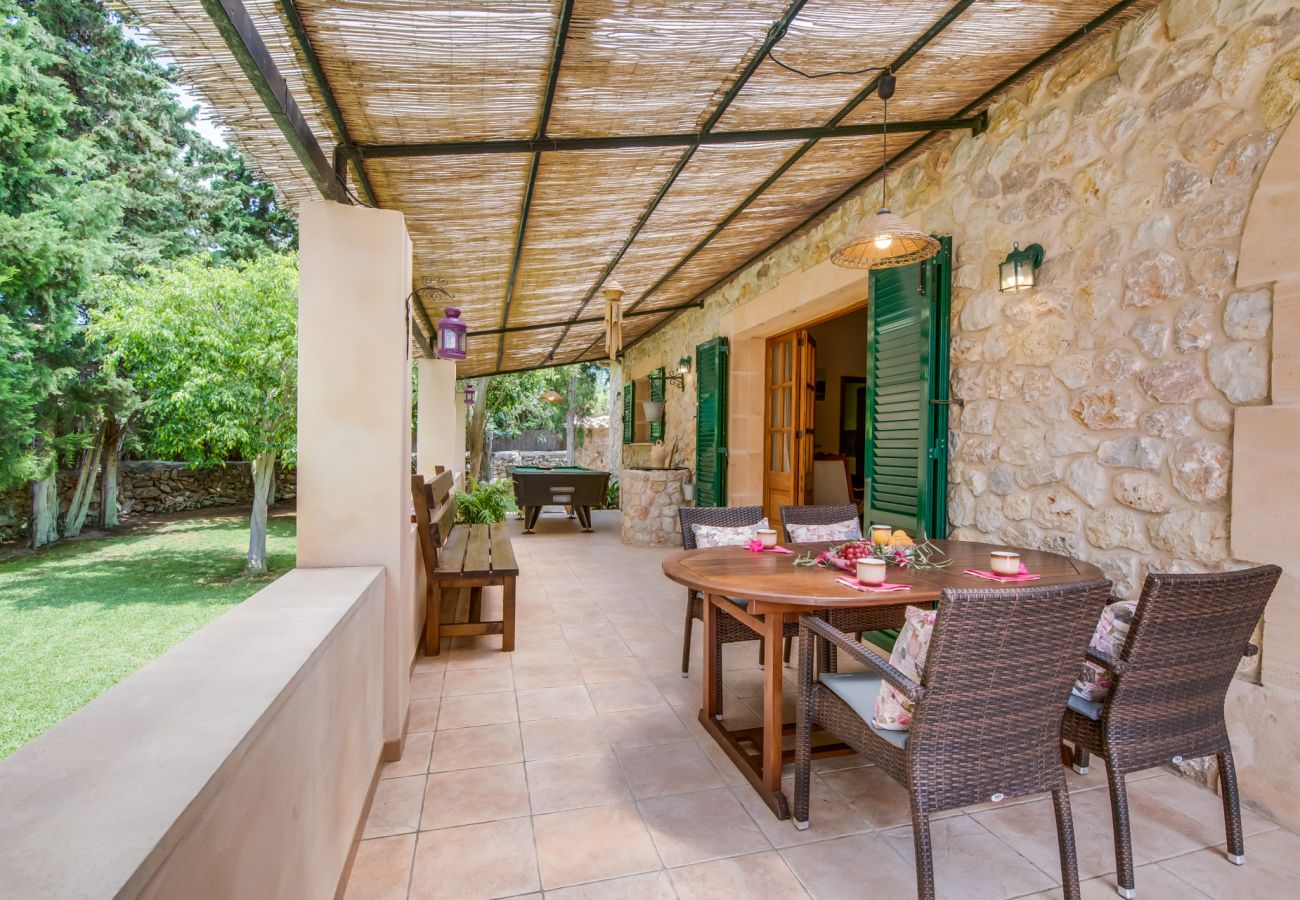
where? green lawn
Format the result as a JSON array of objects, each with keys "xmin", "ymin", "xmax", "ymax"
[{"xmin": 0, "ymin": 512, "xmax": 295, "ymax": 758}]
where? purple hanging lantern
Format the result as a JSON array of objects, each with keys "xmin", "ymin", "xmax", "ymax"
[
  {"xmin": 437, "ymin": 307, "xmax": 467, "ymax": 360},
  {"xmin": 463, "ymin": 382, "xmax": 477, "ymax": 406}
]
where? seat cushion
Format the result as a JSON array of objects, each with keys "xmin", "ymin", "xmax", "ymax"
[
  {"xmin": 691, "ymin": 519, "xmax": 769, "ymax": 548},
  {"xmin": 1066, "ymin": 692, "xmax": 1104, "ymax": 721},
  {"xmin": 787, "ymin": 518, "xmax": 862, "ymax": 543},
  {"xmin": 872, "ymin": 606, "xmax": 936, "ymax": 732},
  {"xmin": 819, "ymin": 673, "xmax": 909, "ymax": 749}
]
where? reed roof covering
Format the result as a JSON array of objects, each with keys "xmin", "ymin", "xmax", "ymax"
[{"xmin": 120, "ymin": 0, "xmax": 1154, "ymax": 376}]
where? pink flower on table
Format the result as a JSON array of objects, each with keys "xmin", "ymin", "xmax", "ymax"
[{"xmin": 747, "ymin": 539, "xmax": 764, "ymax": 552}]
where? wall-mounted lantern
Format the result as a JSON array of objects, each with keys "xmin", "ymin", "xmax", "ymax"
[
  {"xmin": 999, "ymin": 242, "xmax": 1044, "ymax": 293},
  {"xmin": 436, "ymin": 307, "xmax": 468, "ymax": 360},
  {"xmin": 462, "ymin": 382, "xmax": 477, "ymax": 406},
  {"xmin": 676, "ymin": 356, "xmax": 692, "ymax": 377},
  {"xmin": 652, "ymin": 358, "xmax": 691, "ymax": 393}
]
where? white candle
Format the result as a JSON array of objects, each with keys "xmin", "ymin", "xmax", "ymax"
[
  {"xmin": 856, "ymin": 557, "xmax": 887, "ymax": 586},
  {"xmin": 990, "ymin": 551, "xmax": 1021, "ymax": 576}
]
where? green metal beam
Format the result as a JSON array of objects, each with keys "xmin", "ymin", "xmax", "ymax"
[
  {"xmin": 198, "ymin": 0, "xmax": 346, "ymax": 203},
  {"xmin": 495, "ymin": 0, "xmax": 577, "ymax": 371},
  {"xmin": 278, "ymin": 0, "xmax": 378, "ymax": 207}
]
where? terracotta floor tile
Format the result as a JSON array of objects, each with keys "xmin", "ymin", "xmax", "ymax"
[
  {"xmin": 881, "ymin": 814, "xmax": 1058, "ymax": 899},
  {"xmin": 526, "ymin": 751, "xmax": 632, "ymax": 814},
  {"xmin": 519, "ymin": 715, "xmax": 611, "ymax": 761},
  {"xmin": 579, "ymin": 656, "xmax": 647, "ymax": 684},
  {"xmin": 343, "ymin": 834, "xmax": 415, "ymax": 900},
  {"xmin": 443, "ymin": 647, "xmax": 513, "ymax": 671},
  {"xmin": 510, "ymin": 661, "xmax": 583, "ymax": 691},
  {"xmin": 421, "ymin": 763, "xmax": 530, "ymax": 830},
  {"xmin": 429, "ymin": 723, "xmax": 523, "ymax": 773},
  {"xmin": 381, "ymin": 731, "xmax": 434, "ymax": 780},
  {"xmin": 436, "ymin": 692, "xmax": 518, "ymax": 730},
  {"xmin": 780, "ymin": 832, "xmax": 922, "ymax": 900},
  {"xmin": 543, "ymin": 870, "xmax": 677, "ymax": 899},
  {"xmin": 407, "ymin": 698, "xmax": 441, "ymax": 733},
  {"xmin": 617, "ymin": 742, "xmax": 724, "ymax": 799},
  {"xmin": 599, "ymin": 707, "xmax": 694, "ymax": 750},
  {"xmin": 588, "ymin": 678, "xmax": 669, "ymax": 713},
  {"xmin": 668, "ymin": 850, "xmax": 810, "ymax": 900},
  {"xmin": 516, "ymin": 684, "xmax": 595, "ymax": 721},
  {"xmin": 638, "ymin": 788, "xmax": 770, "ymax": 866},
  {"xmin": 408, "ymin": 818, "xmax": 539, "ymax": 900},
  {"xmin": 533, "ymin": 803, "xmax": 662, "ymax": 890},
  {"xmin": 441, "ymin": 665, "xmax": 515, "ymax": 697},
  {"xmin": 409, "ymin": 670, "xmax": 444, "ymax": 700},
  {"xmin": 731, "ymin": 776, "xmax": 874, "ymax": 850},
  {"xmin": 818, "ymin": 763, "xmax": 934, "ymax": 830},
  {"xmin": 1066, "ymin": 864, "xmax": 1214, "ymax": 899},
  {"xmin": 363, "ymin": 775, "xmax": 426, "ymax": 839}
]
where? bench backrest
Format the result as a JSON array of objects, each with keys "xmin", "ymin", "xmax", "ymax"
[{"xmin": 413, "ymin": 471, "xmax": 456, "ymax": 580}]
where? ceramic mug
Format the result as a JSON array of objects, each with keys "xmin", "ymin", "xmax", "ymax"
[
  {"xmin": 990, "ymin": 551, "xmax": 1021, "ymax": 576},
  {"xmin": 856, "ymin": 557, "xmax": 887, "ymax": 586},
  {"xmin": 756, "ymin": 528, "xmax": 778, "ymax": 549}
]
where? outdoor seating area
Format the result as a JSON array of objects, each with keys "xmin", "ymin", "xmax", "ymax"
[{"xmin": 345, "ymin": 514, "xmax": 1300, "ymax": 899}]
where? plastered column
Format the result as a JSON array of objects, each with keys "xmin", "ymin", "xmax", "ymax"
[
  {"xmin": 297, "ymin": 200, "xmax": 415, "ymax": 759},
  {"xmin": 416, "ymin": 357, "xmax": 459, "ymax": 479},
  {"xmin": 454, "ymin": 394, "xmax": 467, "ymax": 486}
]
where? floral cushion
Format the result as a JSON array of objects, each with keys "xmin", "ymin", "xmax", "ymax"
[
  {"xmin": 787, "ymin": 518, "xmax": 862, "ymax": 543},
  {"xmin": 1072, "ymin": 600, "xmax": 1137, "ymax": 702},
  {"xmin": 690, "ymin": 518, "xmax": 769, "ymax": 549},
  {"xmin": 872, "ymin": 605, "xmax": 937, "ymax": 732}
]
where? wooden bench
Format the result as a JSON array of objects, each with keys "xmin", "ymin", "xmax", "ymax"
[{"xmin": 413, "ymin": 472, "xmax": 518, "ymax": 655}]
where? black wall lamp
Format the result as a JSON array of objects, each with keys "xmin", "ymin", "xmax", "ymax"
[
  {"xmin": 999, "ymin": 242, "xmax": 1044, "ymax": 293},
  {"xmin": 652, "ymin": 356, "xmax": 692, "ymax": 391}
]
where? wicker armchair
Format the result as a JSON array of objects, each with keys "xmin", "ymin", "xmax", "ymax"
[
  {"xmin": 677, "ymin": 507, "xmax": 796, "ymax": 711},
  {"xmin": 1060, "ymin": 566, "xmax": 1281, "ymax": 900},
  {"xmin": 794, "ymin": 579, "xmax": 1112, "ymax": 900},
  {"xmin": 780, "ymin": 504, "xmax": 909, "ymax": 667}
]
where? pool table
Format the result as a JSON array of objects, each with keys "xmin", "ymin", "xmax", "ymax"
[{"xmin": 507, "ymin": 465, "xmax": 611, "ymax": 533}]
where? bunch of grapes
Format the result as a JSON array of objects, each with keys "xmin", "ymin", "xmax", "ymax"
[{"xmin": 835, "ymin": 541, "xmax": 874, "ymax": 563}]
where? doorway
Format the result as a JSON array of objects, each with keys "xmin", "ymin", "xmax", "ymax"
[{"xmin": 763, "ymin": 329, "xmax": 817, "ymax": 530}]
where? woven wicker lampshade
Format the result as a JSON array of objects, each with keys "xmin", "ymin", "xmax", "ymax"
[{"xmin": 831, "ymin": 208, "xmax": 940, "ymax": 269}]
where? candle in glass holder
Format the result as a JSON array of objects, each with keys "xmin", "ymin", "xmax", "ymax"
[
  {"xmin": 990, "ymin": 551, "xmax": 1021, "ymax": 576},
  {"xmin": 756, "ymin": 528, "xmax": 778, "ymax": 549},
  {"xmin": 870, "ymin": 524, "xmax": 892, "ymax": 545},
  {"xmin": 856, "ymin": 557, "xmax": 887, "ymax": 586}
]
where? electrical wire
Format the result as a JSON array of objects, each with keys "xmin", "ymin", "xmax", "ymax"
[{"xmin": 768, "ymin": 53, "xmax": 889, "ymax": 79}]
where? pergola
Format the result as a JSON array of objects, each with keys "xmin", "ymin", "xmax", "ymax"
[{"xmin": 123, "ymin": 0, "xmax": 1152, "ymax": 376}]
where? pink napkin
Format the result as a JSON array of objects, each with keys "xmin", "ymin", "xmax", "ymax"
[
  {"xmin": 963, "ymin": 566, "xmax": 1041, "ymax": 583},
  {"xmin": 746, "ymin": 540, "xmax": 793, "ymax": 554},
  {"xmin": 835, "ymin": 576, "xmax": 910, "ymax": 593}
]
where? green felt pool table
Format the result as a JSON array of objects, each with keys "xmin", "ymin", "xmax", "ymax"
[{"xmin": 507, "ymin": 465, "xmax": 611, "ymax": 533}]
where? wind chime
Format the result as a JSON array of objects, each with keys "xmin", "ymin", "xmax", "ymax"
[{"xmin": 602, "ymin": 280, "xmax": 625, "ymax": 360}]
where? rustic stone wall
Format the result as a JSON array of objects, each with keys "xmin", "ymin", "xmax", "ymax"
[
  {"xmin": 490, "ymin": 451, "xmax": 569, "ymax": 480},
  {"xmin": 621, "ymin": 467, "xmax": 690, "ymax": 546},
  {"xmin": 623, "ymin": 0, "xmax": 1300, "ymax": 601},
  {"xmin": 0, "ymin": 461, "xmax": 297, "ymax": 543}
]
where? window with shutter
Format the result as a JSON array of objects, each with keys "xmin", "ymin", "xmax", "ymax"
[
  {"xmin": 648, "ymin": 367, "xmax": 665, "ymax": 444},
  {"xmin": 622, "ymin": 379, "xmax": 635, "ymax": 445},
  {"xmin": 865, "ymin": 237, "xmax": 951, "ymax": 539},
  {"xmin": 694, "ymin": 337, "xmax": 729, "ymax": 507}
]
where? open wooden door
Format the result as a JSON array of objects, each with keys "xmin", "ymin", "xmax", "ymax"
[{"xmin": 764, "ymin": 329, "xmax": 816, "ymax": 530}]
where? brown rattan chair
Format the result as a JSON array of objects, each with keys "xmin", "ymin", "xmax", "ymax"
[
  {"xmin": 794, "ymin": 579, "xmax": 1112, "ymax": 900},
  {"xmin": 780, "ymin": 504, "xmax": 909, "ymax": 669},
  {"xmin": 677, "ymin": 507, "xmax": 795, "ymax": 707},
  {"xmin": 1060, "ymin": 565, "xmax": 1281, "ymax": 900}
]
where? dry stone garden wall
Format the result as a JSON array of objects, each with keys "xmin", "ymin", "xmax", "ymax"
[
  {"xmin": 0, "ymin": 461, "xmax": 297, "ymax": 543},
  {"xmin": 624, "ymin": 0, "xmax": 1300, "ymax": 601}
]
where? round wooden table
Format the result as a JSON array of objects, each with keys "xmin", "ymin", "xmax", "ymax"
[{"xmin": 661, "ymin": 539, "xmax": 1106, "ymax": 819}]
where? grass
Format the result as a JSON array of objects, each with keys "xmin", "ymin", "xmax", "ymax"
[{"xmin": 0, "ymin": 511, "xmax": 295, "ymax": 759}]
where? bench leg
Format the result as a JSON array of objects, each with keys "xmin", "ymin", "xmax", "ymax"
[
  {"xmin": 425, "ymin": 584, "xmax": 444, "ymax": 656},
  {"xmin": 469, "ymin": 586, "xmax": 483, "ymax": 623},
  {"xmin": 502, "ymin": 577, "xmax": 516, "ymax": 652}
]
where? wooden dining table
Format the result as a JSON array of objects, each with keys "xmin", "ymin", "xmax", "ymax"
[{"xmin": 661, "ymin": 539, "xmax": 1107, "ymax": 819}]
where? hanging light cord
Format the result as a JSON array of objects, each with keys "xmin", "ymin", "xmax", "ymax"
[
  {"xmin": 768, "ymin": 54, "xmax": 891, "ymax": 80},
  {"xmin": 880, "ymin": 90, "xmax": 889, "ymax": 210}
]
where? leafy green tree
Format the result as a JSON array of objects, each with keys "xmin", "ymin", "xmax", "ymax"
[{"xmin": 92, "ymin": 255, "xmax": 298, "ymax": 571}]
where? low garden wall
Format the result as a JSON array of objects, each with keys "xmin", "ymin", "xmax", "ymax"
[{"xmin": 0, "ymin": 461, "xmax": 298, "ymax": 542}]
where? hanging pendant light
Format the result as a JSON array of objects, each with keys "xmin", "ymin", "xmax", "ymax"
[
  {"xmin": 832, "ymin": 71, "xmax": 940, "ymax": 270},
  {"xmin": 602, "ymin": 280, "xmax": 625, "ymax": 360}
]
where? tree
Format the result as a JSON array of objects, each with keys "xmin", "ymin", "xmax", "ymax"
[{"xmin": 92, "ymin": 255, "xmax": 298, "ymax": 572}]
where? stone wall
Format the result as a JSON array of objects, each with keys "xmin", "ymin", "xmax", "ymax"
[
  {"xmin": 487, "ymin": 423, "xmax": 611, "ymax": 481},
  {"xmin": 625, "ymin": 0, "xmax": 1299, "ymax": 601},
  {"xmin": 621, "ymin": 467, "xmax": 690, "ymax": 546},
  {"xmin": 0, "ymin": 461, "xmax": 298, "ymax": 543}
]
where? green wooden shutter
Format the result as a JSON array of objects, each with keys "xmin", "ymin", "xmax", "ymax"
[
  {"xmin": 648, "ymin": 367, "xmax": 665, "ymax": 443},
  {"xmin": 694, "ymin": 337, "xmax": 729, "ymax": 507},
  {"xmin": 622, "ymin": 379, "xmax": 635, "ymax": 444},
  {"xmin": 865, "ymin": 237, "xmax": 952, "ymax": 539}
]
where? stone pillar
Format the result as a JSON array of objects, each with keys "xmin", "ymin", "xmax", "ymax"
[
  {"xmin": 416, "ymin": 357, "xmax": 459, "ymax": 480},
  {"xmin": 297, "ymin": 200, "xmax": 415, "ymax": 760},
  {"xmin": 608, "ymin": 360, "xmax": 624, "ymax": 477}
]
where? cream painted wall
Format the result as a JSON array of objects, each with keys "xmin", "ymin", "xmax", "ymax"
[
  {"xmin": 417, "ymin": 357, "xmax": 461, "ymax": 480},
  {"xmin": 808, "ymin": 307, "xmax": 869, "ymax": 457},
  {"xmin": 297, "ymin": 200, "xmax": 415, "ymax": 756}
]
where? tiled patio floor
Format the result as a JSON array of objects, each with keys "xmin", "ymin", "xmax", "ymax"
[{"xmin": 345, "ymin": 510, "xmax": 1300, "ymax": 900}]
